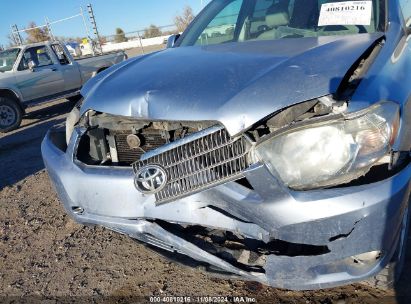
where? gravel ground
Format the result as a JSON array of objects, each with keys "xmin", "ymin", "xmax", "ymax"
[{"xmin": 0, "ymin": 48, "xmax": 410, "ymax": 304}]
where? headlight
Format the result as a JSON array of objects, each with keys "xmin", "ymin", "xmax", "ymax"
[{"xmin": 255, "ymin": 101, "xmax": 400, "ymax": 189}]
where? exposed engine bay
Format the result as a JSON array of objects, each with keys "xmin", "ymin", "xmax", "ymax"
[{"xmin": 76, "ymin": 114, "xmax": 215, "ymax": 166}]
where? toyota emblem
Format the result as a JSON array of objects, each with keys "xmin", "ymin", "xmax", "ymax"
[{"xmin": 134, "ymin": 165, "xmax": 168, "ymax": 194}]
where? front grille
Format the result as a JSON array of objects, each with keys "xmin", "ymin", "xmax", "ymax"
[
  {"xmin": 114, "ymin": 130, "xmax": 167, "ymax": 164},
  {"xmin": 133, "ymin": 127, "xmax": 250, "ymax": 204}
]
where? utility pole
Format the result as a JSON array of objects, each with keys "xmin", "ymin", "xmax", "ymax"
[
  {"xmin": 80, "ymin": 6, "xmax": 95, "ymax": 55},
  {"xmin": 87, "ymin": 4, "xmax": 102, "ymax": 53},
  {"xmin": 11, "ymin": 24, "xmax": 23, "ymax": 46},
  {"xmin": 45, "ymin": 17, "xmax": 55, "ymax": 41},
  {"xmin": 136, "ymin": 31, "xmax": 145, "ymax": 55}
]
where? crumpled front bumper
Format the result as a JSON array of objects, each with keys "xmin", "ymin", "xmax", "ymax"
[{"xmin": 41, "ymin": 128, "xmax": 411, "ymax": 290}]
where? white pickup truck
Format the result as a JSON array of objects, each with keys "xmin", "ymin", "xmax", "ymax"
[{"xmin": 0, "ymin": 41, "xmax": 127, "ymax": 132}]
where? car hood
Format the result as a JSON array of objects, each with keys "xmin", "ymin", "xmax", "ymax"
[{"xmin": 81, "ymin": 33, "xmax": 383, "ymax": 135}]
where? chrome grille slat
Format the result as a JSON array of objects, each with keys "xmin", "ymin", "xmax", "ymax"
[
  {"xmin": 133, "ymin": 127, "xmax": 250, "ymax": 204},
  {"xmin": 166, "ymin": 150, "xmax": 249, "ymax": 183}
]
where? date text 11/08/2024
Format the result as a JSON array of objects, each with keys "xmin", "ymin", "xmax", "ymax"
[{"xmin": 149, "ymin": 296, "xmax": 257, "ymax": 303}]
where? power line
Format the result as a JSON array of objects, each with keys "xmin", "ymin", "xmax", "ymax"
[{"xmin": 12, "ymin": 14, "xmax": 83, "ymax": 34}]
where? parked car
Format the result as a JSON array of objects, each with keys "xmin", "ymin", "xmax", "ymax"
[
  {"xmin": 0, "ymin": 41, "xmax": 127, "ymax": 132},
  {"xmin": 42, "ymin": 0, "xmax": 411, "ymax": 290},
  {"xmin": 79, "ymin": 41, "xmax": 95, "ymax": 56},
  {"xmin": 65, "ymin": 42, "xmax": 82, "ymax": 57}
]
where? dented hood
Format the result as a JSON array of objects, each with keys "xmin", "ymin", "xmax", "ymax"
[{"xmin": 80, "ymin": 33, "xmax": 382, "ymax": 135}]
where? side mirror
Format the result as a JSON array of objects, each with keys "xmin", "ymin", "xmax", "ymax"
[
  {"xmin": 28, "ymin": 60, "xmax": 37, "ymax": 71},
  {"xmin": 166, "ymin": 34, "xmax": 180, "ymax": 48}
]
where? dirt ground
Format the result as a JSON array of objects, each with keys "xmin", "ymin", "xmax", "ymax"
[{"xmin": 0, "ymin": 48, "xmax": 410, "ymax": 304}]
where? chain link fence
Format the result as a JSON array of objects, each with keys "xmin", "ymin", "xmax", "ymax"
[{"xmin": 102, "ymin": 24, "xmax": 178, "ymax": 54}]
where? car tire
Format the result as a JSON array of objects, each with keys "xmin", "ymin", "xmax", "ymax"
[
  {"xmin": 363, "ymin": 201, "xmax": 410, "ymax": 290},
  {"xmin": 0, "ymin": 96, "xmax": 23, "ymax": 133}
]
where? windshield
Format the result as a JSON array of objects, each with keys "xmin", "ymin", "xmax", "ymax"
[
  {"xmin": 179, "ymin": 0, "xmax": 385, "ymax": 46},
  {"xmin": 0, "ymin": 48, "xmax": 20, "ymax": 72}
]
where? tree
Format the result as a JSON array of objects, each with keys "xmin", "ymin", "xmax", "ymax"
[
  {"xmin": 25, "ymin": 22, "xmax": 50, "ymax": 44},
  {"xmin": 99, "ymin": 36, "xmax": 107, "ymax": 44},
  {"xmin": 174, "ymin": 6, "xmax": 195, "ymax": 33},
  {"xmin": 114, "ymin": 28, "xmax": 128, "ymax": 43},
  {"xmin": 144, "ymin": 24, "xmax": 162, "ymax": 38},
  {"xmin": 7, "ymin": 34, "xmax": 19, "ymax": 47}
]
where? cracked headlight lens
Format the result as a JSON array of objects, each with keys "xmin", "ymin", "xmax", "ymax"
[{"xmin": 255, "ymin": 101, "xmax": 400, "ymax": 189}]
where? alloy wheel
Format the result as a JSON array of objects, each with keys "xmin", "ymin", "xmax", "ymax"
[{"xmin": 0, "ymin": 104, "xmax": 16, "ymax": 127}]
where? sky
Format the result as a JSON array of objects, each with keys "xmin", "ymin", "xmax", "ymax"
[{"xmin": 0, "ymin": 0, "xmax": 211, "ymax": 46}]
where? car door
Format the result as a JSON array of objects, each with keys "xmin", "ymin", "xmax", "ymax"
[
  {"xmin": 50, "ymin": 43, "xmax": 82, "ymax": 92},
  {"xmin": 14, "ymin": 45, "xmax": 64, "ymax": 101}
]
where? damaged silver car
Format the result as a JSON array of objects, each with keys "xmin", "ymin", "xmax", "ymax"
[{"xmin": 42, "ymin": 0, "xmax": 411, "ymax": 290}]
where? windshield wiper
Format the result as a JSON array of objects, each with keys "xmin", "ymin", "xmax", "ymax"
[{"xmin": 281, "ymin": 33, "xmax": 304, "ymax": 39}]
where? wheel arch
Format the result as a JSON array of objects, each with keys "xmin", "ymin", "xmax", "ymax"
[
  {"xmin": 0, "ymin": 88, "xmax": 20, "ymax": 100},
  {"xmin": 0, "ymin": 88, "xmax": 24, "ymax": 112}
]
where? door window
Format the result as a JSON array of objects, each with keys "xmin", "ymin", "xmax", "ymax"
[
  {"xmin": 195, "ymin": 0, "xmax": 243, "ymax": 45},
  {"xmin": 19, "ymin": 46, "xmax": 53, "ymax": 70},
  {"xmin": 51, "ymin": 44, "xmax": 71, "ymax": 65},
  {"xmin": 249, "ymin": 0, "xmax": 287, "ymax": 38}
]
